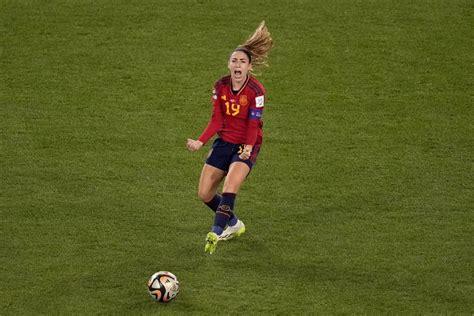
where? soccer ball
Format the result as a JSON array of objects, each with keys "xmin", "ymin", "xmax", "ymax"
[{"xmin": 147, "ymin": 271, "xmax": 180, "ymax": 302}]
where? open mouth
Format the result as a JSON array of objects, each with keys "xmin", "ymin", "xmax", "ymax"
[{"xmin": 234, "ymin": 70, "xmax": 242, "ymax": 76}]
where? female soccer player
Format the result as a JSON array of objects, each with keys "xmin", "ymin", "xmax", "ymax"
[{"xmin": 186, "ymin": 21, "xmax": 273, "ymax": 254}]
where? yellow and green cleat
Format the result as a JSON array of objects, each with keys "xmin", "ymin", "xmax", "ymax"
[{"xmin": 204, "ymin": 232, "xmax": 219, "ymax": 254}]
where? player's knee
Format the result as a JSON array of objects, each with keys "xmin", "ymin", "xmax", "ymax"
[{"xmin": 197, "ymin": 189, "xmax": 213, "ymax": 203}]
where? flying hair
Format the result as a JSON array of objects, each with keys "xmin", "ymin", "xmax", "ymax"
[{"xmin": 234, "ymin": 21, "xmax": 273, "ymax": 70}]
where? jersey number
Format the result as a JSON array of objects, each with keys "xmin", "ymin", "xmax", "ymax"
[{"xmin": 225, "ymin": 102, "xmax": 240, "ymax": 116}]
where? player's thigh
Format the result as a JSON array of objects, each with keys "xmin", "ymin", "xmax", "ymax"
[
  {"xmin": 222, "ymin": 161, "xmax": 250, "ymax": 193},
  {"xmin": 198, "ymin": 163, "xmax": 225, "ymax": 201}
]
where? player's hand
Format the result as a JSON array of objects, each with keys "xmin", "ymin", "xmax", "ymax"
[
  {"xmin": 187, "ymin": 139, "xmax": 203, "ymax": 152},
  {"xmin": 239, "ymin": 145, "xmax": 253, "ymax": 160}
]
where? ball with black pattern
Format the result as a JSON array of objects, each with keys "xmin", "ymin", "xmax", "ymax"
[{"xmin": 147, "ymin": 271, "xmax": 180, "ymax": 303}]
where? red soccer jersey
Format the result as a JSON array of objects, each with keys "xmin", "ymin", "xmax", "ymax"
[{"xmin": 198, "ymin": 75, "xmax": 265, "ymax": 146}]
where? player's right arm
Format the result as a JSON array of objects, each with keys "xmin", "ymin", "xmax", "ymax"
[
  {"xmin": 197, "ymin": 83, "xmax": 223, "ymax": 144},
  {"xmin": 187, "ymin": 83, "xmax": 223, "ymax": 152}
]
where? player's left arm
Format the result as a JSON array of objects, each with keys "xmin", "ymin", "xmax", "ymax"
[{"xmin": 240, "ymin": 93, "xmax": 265, "ymax": 159}]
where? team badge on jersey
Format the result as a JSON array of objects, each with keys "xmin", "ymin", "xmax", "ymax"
[
  {"xmin": 239, "ymin": 95, "xmax": 248, "ymax": 106},
  {"xmin": 255, "ymin": 95, "xmax": 264, "ymax": 108}
]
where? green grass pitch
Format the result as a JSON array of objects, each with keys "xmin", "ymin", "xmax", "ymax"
[{"xmin": 1, "ymin": 0, "xmax": 473, "ymax": 314}]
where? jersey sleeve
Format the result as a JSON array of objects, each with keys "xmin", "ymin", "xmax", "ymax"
[
  {"xmin": 245, "ymin": 93, "xmax": 265, "ymax": 146},
  {"xmin": 198, "ymin": 84, "xmax": 223, "ymax": 144}
]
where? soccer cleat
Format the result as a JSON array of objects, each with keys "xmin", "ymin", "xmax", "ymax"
[
  {"xmin": 219, "ymin": 220, "xmax": 246, "ymax": 241},
  {"xmin": 204, "ymin": 232, "xmax": 219, "ymax": 254}
]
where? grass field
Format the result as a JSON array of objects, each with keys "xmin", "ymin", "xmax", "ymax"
[{"xmin": 1, "ymin": 0, "xmax": 473, "ymax": 314}]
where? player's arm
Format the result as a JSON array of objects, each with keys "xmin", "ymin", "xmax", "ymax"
[
  {"xmin": 245, "ymin": 94, "xmax": 264, "ymax": 146},
  {"xmin": 187, "ymin": 85, "xmax": 223, "ymax": 152},
  {"xmin": 198, "ymin": 85, "xmax": 223, "ymax": 144},
  {"xmin": 240, "ymin": 94, "xmax": 264, "ymax": 159}
]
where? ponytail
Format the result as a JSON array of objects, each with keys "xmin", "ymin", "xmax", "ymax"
[{"xmin": 235, "ymin": 21, "xmax": 273, "ymax": 70}]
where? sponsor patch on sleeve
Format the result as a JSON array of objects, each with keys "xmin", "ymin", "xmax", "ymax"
[
  {"xmin": 212, "ymin": 89, "xmax": 217, "ymax": 100},
  {"xmin": 255, "ymin": 95, "xmax": 264, "ymax": 108},
  {"xmin": 249, "ymin": 108, "xmax": 263, "ymax": 120}
]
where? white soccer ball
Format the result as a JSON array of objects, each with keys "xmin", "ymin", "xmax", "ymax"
[{"xmin": 147, "ymin": 271, "xmax": 180, "ymax": 302}]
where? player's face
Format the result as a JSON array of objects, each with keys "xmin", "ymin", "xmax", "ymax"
[{"xmin": 228, "ymin": 51, "xmax": 252, "ymax": 82}]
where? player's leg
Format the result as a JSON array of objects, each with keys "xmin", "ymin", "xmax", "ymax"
[
  {"xmin": 201, "ymin": 165, "xmax": 225, "ymax": 255},
  {"xmin": 202, "ymin": 139, "xmax": 232, "ymax": 254},
  {"xmin": 198, "ymin": 163, "xmax": 225, "ymax": 211},
  {"xmin": 213, "ymin": 161, "xmax": 250, "ymax": 241},
  {"xmin": 205, "ymin": 166, "xmax": 240, "ymax": 253},
  {"xmin": 222, "ymin": 161, "xmax": 251, "ymax": 193}
]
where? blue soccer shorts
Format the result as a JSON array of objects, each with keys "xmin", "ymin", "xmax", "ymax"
[{"xmin": 205, "ymin": 138, "xmax": 261, "ymax": 173}]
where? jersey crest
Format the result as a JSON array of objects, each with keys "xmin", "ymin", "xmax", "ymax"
[{"xmin": 239, "ymin": 95, "xmax": 248, "ymax": 106}]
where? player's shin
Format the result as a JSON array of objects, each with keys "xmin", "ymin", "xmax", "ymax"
[
  {"xmin": 204, "ymin": 194, "xmax": 221, "ymax": 212},
  {"xmin": 211, "ymin": 192, "xmax": 237, "ymax": 235}
]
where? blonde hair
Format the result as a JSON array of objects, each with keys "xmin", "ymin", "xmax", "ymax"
[{"xmin": 235, "ymin": 21, "xmax": 273, "ymax": 69}]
